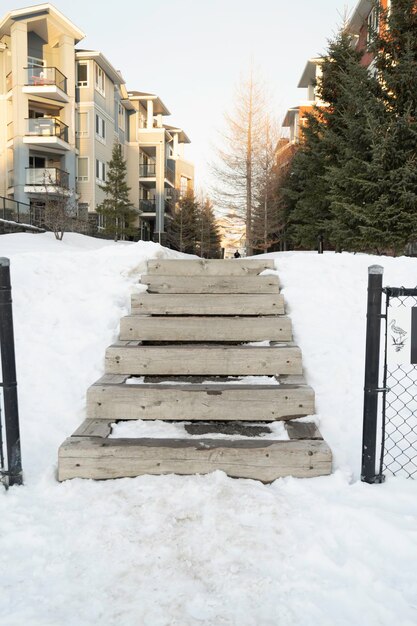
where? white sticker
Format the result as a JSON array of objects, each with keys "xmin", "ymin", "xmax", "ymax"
[{"xmin": 387, "ymin": 307, "xmax": 411, "ymax": 365}]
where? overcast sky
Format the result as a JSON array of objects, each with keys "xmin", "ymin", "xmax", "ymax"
[{"xmin": 2, "ymin": 0, "xmax": 358, "ymax": 189}]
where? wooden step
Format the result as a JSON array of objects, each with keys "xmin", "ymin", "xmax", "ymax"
[
  {"xmin": 140, "ymin": 275, "xmax": 280, "ymax": 294},
  {"xmin": 86, "ymin": 378, "xmax": 315, "ymax": 421},
  {"xmin": 147, "ymin": 259, "xmax": 275, "ymax": 276},
  {"xmin": 105, "ymin": 343, "xmax": 303, "ymax": 376},
  {"xmin": 131, "ymin": 293, "xmax": 284, "ymax": 316},
  {"xmin": 58, "ymin": 430, "xmax": 332, "ymax": 482},
  {"xmin": 120, "ymin": 315, "xmax": 292, "ymax": 342}
]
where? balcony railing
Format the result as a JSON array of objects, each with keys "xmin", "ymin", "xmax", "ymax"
[
  {"xmin": 25, "ymin": 117, "xmax": 69, "ymax": 142},
  {"xmin": 7, "ymin": 122, "xmax": 14, "ymax": 141},
  {"xmin": 6, "ymin": 72, "xmax": 12, "ymax": 92},
  {"xmin": 139, "ymin": 163, "xmax": 156, "ymax": 177},
  {"xmin": 24, "ymin": 67, "xmax": 68, "ymax": 94},
  {"xmin": 25, "ymin": 167, "xmax": 69, "ymax": 189},
  {"xmin": 139, "ymin": 199, "xmax": 156, "ymax": 212},
  {"xmin": 165, "ymin": 165, "xmax": 175, "ymax": 185}
]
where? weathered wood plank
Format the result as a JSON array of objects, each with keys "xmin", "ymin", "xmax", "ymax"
[
  {"xmin": 131, "ymin": 293, "xmax": 285, "ymax": 316},
  {"xmin": 105, "ymin": 344, "xmax": 303, "ymax": 376},
  {"xmin": 86, "ymin": 383, "xmax": 315, "ymax": 421},
  {"xmin": 58, "ymin": 436, "xmax": 332, "ymax": 482},
  {"xmin": 147, "ymin": 259, "xmax": 275, "ymax": 276},
  {"xmin": 119, "ymin": 315, "xmax": 292, "ymax": 342},
  {"xmin": 285, "ymin": 421, "xmax": 323, "ymax": 440},
  {"xmin": 140, "ymin": 275, "xmax": 280, "ymax": 294},
  {"xmin": 72, "ymin": 419, "xmax": 113, "ymax": 438}
]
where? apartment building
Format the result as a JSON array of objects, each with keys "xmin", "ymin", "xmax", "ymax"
[
  {"xmin": 0, "ymin": 3, "xmax": 194, "ymax": 241},
  {"xmin": 347, "ymin": 0, "xmax": 391, "ymax": 68}
]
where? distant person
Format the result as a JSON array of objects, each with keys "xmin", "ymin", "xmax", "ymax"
[{"xmin": 234, "ymin": 250, "xmax": 241, "ymax": 258}]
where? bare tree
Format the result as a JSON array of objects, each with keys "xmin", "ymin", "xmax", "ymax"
[
  {"xmin": 42, "ymin": 174, "xmax": 79, "ymax": 240},
  {"xmin": 251, "ymin": 115, "xmax": 282, "ymax": 252},
  {"xmin": 211, "ymin": 69, "xmax": 267, "ymax": 255}
]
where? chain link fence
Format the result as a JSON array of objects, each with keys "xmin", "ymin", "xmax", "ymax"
[{"xmin": 382, "ymin": 289, "xmax": 417, "ymax": 479}]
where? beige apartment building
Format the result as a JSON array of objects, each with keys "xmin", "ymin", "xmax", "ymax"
[{"xmin": 0, "ymin": 3, "xmax": 194, "ymax": 241}]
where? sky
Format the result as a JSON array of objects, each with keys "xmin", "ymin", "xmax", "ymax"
[{"xmin": 2, "ymin": 0, "xmax": 358, "ymax": 190}]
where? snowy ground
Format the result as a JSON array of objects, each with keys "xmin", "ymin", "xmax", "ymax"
[{"xmin": 0, "ymin": 232, "xmax": 417, "ymax": 626}]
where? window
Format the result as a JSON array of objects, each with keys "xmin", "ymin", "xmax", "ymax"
[
  {"xmin": 76, "ymin": 112, "xmax": 88, "ymax": 137},
  {"xmin": 27, "ymin": 56, "xmax": 45, "ymax": 68},
  {"xmin": 118, "ymin": 103, "xmax": 125, "ymax": 130},
  {"xmin": 77, "ymin": 62, "xmax": 88, "ymax": 87},
  {"xmin": 96, "ymin": 159, "xmax": 106, "ymax": 182},
  {"xmin": 180, "ymin": 176, "xmax": 188, "ymax": 198},
  {"xmin": 95, "ymin": 114, "xmax": 106, "ymax": 142},
  {"xmin": 367, "ymin": 7, "xmax": 379, "ymax": 44},
  {"xmin": 77, "ymin": 157, "xmax": 89, "ymax": 182},
  {"xmin": 94, "ymin": 63, "xmax": 105, "ymax": 96}
]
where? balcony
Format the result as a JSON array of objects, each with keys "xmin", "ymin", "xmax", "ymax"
[
  {"xmin": 23, "ymin": 117, "xmax": 70, "ymax": 151},
  {"xmin": 7, "ymin": 122, "xmax": 13, "ymax": 142},
  {"xmin": 23, "ymin": 67, "xmax": 69, "ymax": 103},
  {"xmin": 139, "ymin": 163, "xmax": 156, "ymax": 177},
  {"xmin": 6, "ymin": 72, "xmax": 12, "ymax": 92},
  {"xmin": 25, "ymin": 167, "xmax": 70, "ymax": 194},
  {"xmin": 140, "ymin": 199, "xmax": 156, "ymax": 215},
  {"xmin": 165, "ymin": 164, "xmax": 175, "ymax": 186}
]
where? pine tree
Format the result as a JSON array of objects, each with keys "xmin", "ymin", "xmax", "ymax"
[
  {"xmin": 96, "ymin": 142, "xmax": 137, "ymax": 241},
  {"xmin": 167, "ymin": 191, "xmax": 199, "ymax": 253},
  {"xmin": 362, "ymin": 0, "xmax": 417, "ymax": 253},
  {"xmin": 198, "ymin": 198, "xmax": 222, "ymax": 258}
]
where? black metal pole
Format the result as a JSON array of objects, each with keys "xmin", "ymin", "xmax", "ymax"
[
  {"xmin": 318, "ymin": 234, "xmax": 324, "ymax": 254},
  {"xmin": 361, "ymin": 264, "xmax": 384, "ymax": 484},
  {"xmin": 0, "ymin": 258, "xmax": 23, "ymax": 487}
]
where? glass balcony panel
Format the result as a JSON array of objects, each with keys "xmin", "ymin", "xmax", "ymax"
[
  {"xmin": 139, "ymin": 199, "xmax": 156, "ymax": 212},
  {"xmin": 26, "ymin": 118, "xmax": 69, "ymax": 142},
  {"xmin": 25, "ymin": 67, "xmax": 68, "ymax": 94},
  {"xmin": 26, "ymin": 167, "xmax": 69, "ymax": 189},
  {"xmin": 139, "ymin": 163, "xmax": 156, "ymax": 177}
]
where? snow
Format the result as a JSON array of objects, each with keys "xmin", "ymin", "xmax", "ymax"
[
  {"xmin": 110, "ymin": 419, "xmax": 289, "ymax": 440},
  {"xmin": 0, "ymin": 233, "xmax": 417, "ymax": 625}
]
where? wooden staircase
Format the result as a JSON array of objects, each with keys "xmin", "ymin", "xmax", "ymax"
[{"xmin": 58, "ymin": 258, "xmax": 332, "ymax": 482}]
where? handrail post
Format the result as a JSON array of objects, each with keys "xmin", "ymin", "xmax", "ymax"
[
  {"xmin": 0, "ymin": 258, "xmax": 23, "ymax": 487},
  {"xmin": 361, "ymin": 264, "xmax": 384, "ymax": 483}
]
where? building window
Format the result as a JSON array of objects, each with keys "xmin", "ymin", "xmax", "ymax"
[
  {"xmin": 77, "ymin": 157, "xmax": 89, "ymax": 182},
  {"xmin": 97, "ymin": 213, "xmax": 105, "ymax": 229},
  {"xmin": 118, "ymin": 103, "xmax": 125, "ymax": 130},
  {"xmin": 95, "ymin": 114, "xmax": 106, "ymax": 142},
  {"xmin": 94, "ymin": 63, "xmax": 105, "ymax": 96},
  {"xmin": 180, "ymin": 176, "xmax": 188, "ymax": 198},
  {"xmin": 76, "ymin": 111, "xmax": 89, "ymax": 137},
  {"xmin": 367, "ymin": 7, "xmax": 379, "ymax": 44},
  {"xmin": 77, "ymin": 62, "xmax": 88, "ymax": 87},
  {"xmin": 96, "ymin": 159, "xmax": 106, "ymax": 182}
]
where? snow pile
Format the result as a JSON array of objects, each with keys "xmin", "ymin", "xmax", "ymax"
[{"xmin": 0, "ymin": 234, "xmax": 416, "ymax": 625}]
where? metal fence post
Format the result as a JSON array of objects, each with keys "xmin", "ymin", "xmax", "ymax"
[
  {"xmin": 0, "ymin": 258, "xmax": 23, "ymax": 487},
  {"xmin": 361, "ymin": 264, "xmax": 384, "ymax": 483}
]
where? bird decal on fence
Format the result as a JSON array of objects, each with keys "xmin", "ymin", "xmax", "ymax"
[{"xmin": 390, "ymin": 319, "xmax": 407, "ymax": 352}]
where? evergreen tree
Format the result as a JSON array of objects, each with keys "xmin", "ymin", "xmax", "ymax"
[
  {"xmin": 167, "ymin": 191, "xmax": 199, "ymax": 253},
  {"xmin": 363, "ymin": 0, "xmax": 417, "ymax": 253},
  {"xmin": 281, "ymin": 32, "xmax": 367, "ymax": 248},
  {"xmin": 96, "ymin": 143, "xmax": 137, "ymax": 241},
  {"xmin": 198, "ymin": 198, "xmax": 222, "ymax": 258}
]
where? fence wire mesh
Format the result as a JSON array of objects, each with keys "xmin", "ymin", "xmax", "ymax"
[{"xmin": 382, "ymin": 290, "xmax": 417, "ymax": 479}]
